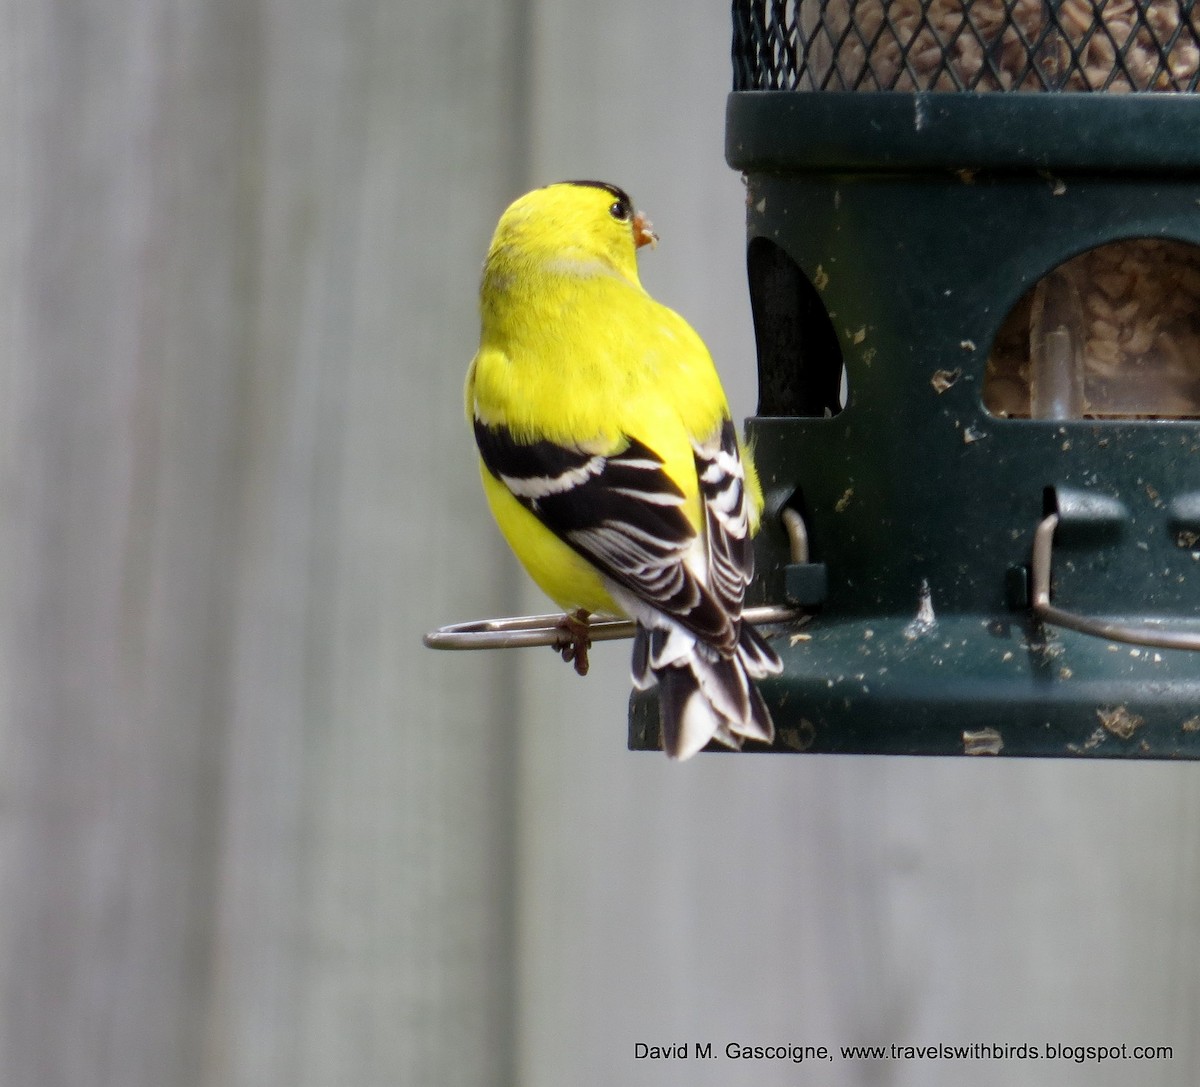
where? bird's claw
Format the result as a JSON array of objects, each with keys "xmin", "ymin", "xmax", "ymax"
[{"xmin": 554, "ymin": 609, "xmax": 592, "ymax": 676}]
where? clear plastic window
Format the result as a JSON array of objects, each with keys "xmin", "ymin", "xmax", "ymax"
[{"xmin": 984, "ymin": 239, "xmax": 1200, "ymax": 419}]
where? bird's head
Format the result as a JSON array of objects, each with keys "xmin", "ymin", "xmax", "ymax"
[{"xmin": 486, "ymin": 180, "xmax": 657, "ymax": 287}]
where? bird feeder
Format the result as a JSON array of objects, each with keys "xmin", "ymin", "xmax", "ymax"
[{"xmin": 628, "ymin": 0, "xmax": 1200, "ymax": 757}]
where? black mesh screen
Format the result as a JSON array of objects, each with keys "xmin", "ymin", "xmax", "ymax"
[{"xmin": 733, "ymin": 0, "xmax": 1200, "ymax": 91}]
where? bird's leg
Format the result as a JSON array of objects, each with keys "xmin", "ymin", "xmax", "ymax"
[{"xmin": 554, "ymin": 609, "xmax": 592, "ymax": 676}]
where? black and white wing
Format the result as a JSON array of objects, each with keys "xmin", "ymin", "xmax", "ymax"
[
  {"xmin": 474, "ymin": 415, "xmax": 780, "ymax": 759},
  {"xmin": 473, "ymin": 418, "xmax": 736, "ymax": 649}
]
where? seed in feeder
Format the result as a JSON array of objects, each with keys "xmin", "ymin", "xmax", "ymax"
[
  {"xmin": 1095, "ymin": 272, "xmax": 1133, "ymax": 300},
  {"xmin": 1087, "ymin": 338, "xmax": 1122, "ymax": 367},
  {"xmin": 1112, "ymin": 299, "xmax": 1140, "ymax": 323},
  {"xmin": 1120, "ymin": 323, "xmax": 1156, "ymax": 354}
]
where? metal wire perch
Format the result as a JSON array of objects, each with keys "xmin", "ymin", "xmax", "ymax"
[{"xmin": 424, "ymin": 508, "xmax": 812, "ymax": 654}]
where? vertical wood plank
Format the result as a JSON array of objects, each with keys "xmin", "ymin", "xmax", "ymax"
[
  {"xmin": 204, "ymin": 2, "xmax": 529, "ymax": 1085},
  {"xmin": 205, "ymin": 1, "xmax": 530, "ymax": 1085},
  {"xmin": 0, "ymin": 1, "xmax": 257, "ymax": 1083}
]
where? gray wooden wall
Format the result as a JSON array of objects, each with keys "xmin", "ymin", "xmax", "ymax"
[{"xmin": 2, "ymin": 2, "xmax": 1198, "ymax": 1085}]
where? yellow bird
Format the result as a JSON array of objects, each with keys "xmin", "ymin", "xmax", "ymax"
[{"xmin": 466, "ymin": 180, "xmax": 780, "ymax": 759}]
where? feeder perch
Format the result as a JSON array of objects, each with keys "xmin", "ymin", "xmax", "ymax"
[{"xmin": 627, "ymin": 0, "xmax": 1200, "ymax": 757}]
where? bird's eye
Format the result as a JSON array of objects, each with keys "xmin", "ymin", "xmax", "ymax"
[{"xmin": 609, "ymin": 199, "xmax": 632, "ymax": 223}]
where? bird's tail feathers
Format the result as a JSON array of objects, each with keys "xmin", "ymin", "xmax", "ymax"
[
  {"xmin": 737, "ymin": 620, "xmax": 783, "ymax": 680},
  {"xmin": 634, "ymin": 621, "xmax": 778, "ymax": 760}
]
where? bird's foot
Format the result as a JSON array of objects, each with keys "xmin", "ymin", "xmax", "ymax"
[{"xmin": 554, "ymin": 609, "xmax": 592, "ymax": 676}]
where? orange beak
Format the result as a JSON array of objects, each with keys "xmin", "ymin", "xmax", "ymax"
[{"xmin": 633, "ymin": 211, "xmax": 658, "ymax": 249}]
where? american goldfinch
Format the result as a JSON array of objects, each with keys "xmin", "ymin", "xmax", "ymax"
[{"xmin": 466, "ymin": 180, "xmax": 780, "ymax": 759}]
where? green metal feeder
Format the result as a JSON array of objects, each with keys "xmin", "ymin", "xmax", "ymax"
[{"xmin": 630, "ymin": 0, "xmax": 1200, "ymax": 757}]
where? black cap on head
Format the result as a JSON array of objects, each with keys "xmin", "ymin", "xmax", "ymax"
[{"xmin": 559, "ymin": 179, "xmax": 634, "ymax": 223}]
